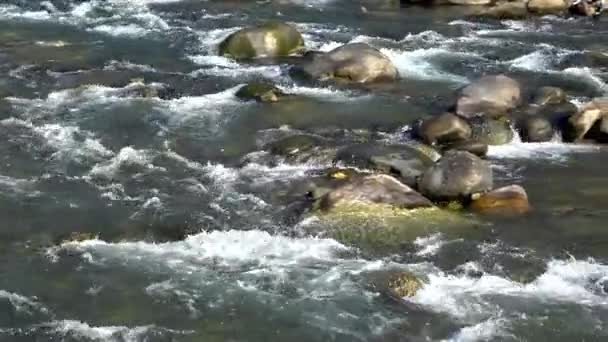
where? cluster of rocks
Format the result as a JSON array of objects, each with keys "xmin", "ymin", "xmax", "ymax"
[
  {"xmin": 221, "ymin": 21, "xmax": 607, "ymax": 297},
  {"xmin": 476, "ymin": 0, "xmax": 604, "ymax": 19}
]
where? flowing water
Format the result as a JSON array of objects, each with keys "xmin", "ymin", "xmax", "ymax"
[{"xmin": 1, "ymin": 0, "xmax": 608, "ymax": 341}]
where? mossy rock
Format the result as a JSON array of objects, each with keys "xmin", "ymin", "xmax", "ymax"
[
  {"xmin": 469, "ymin": 117, "xmax": 514, "ymax": 145},
  {"xmin": 235, "ymin": 82, "xmax": 285, "ymax": 103},
  {"xmin": 308, "ymin": 204, "xmax": 484, "ymax": 252},
  {"xmin": 219, "ymin": 22, "xmax": 305, "ymax": 59}
]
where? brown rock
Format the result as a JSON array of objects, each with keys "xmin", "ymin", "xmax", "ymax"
[{"xmin": 470, "ymin": 185, "xmax": 530, "ymax": 215}]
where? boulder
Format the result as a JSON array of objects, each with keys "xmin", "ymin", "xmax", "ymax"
[
  {"xmin": 563, "ymin": 98, "xmax": 608, "ymax": 142},
  {"xmin": 470, "ymin": 185, "xmax": 531, "ymax": 215},
  {"xmin": 456, "ymin": 75, "xmax": 522, "ymax": 118},
  {"xmin": 294, "ymin": 43, "xmax": 398, "ymax": 83},
  {"xmin": 334, "ymin": 143, "xmax": 435, "ymax": 187},
  {"xmin": 532, "ymin": 86, "xmax": 567, "ymax": 106},
  {"xmin": 235, "ymin": 82, "xmax": 285, "ymax": 102},
  {"xmin": 517, "ymin": 116, "xmax": 554, "ymax": 142},
  {"xmin": 418, "ymin": 151, "xmax": 493, "ymax": 201},
  {"xmin": 478, "ymin": 2, "xmax": 529, "ymax": 19},
  {"xmin": 469, "ymin": 117, "xmax": 514, "ymax": 145},
  {"xmin": 527, "ymin": 0, "xmax": 569, "ymax": 14},
  {"xmin": 416, "ymin": 113, "xmax": 472, "ymax": 145},
  {"xmin": 219, "ymin": 22, "xmax": 305, "ymax": 59},
  {"xmin": 318, "ymin": 174, "xmax": 433, "ymax": 211}
]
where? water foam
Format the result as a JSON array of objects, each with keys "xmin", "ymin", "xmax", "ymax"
[
  {"xmin": 0, "ymin": 290, "xmax": 49, "ymax": 315},
  {"xmin": 381, "ymin": 48, "xmax": 470, "ymax": 84},
  {"xmin": 412, "ymin": 258, "xmax": 608, "ymax": 321}
]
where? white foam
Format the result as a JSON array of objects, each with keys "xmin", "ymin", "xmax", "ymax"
[
  {"xmin": 38, "ymin": 320, "xmax": 186, "ymax": 342},
  {"xmin": 380, "ymin": 48, "xmax": 470, "ymax": 84},
  {"xmin": 412, "ymin": 258, "xmax": 608, "ymax": 322},
  {"xmin": 89, "ymin": 147, "xmax": 159, "ymax": 177},
  {"xmin": 278, "ymin": 85, "xmax": 370, "ymax": 101},
  {"xmin": 0, "ymin": 0, "xmax": 173, "ymax": 38},
  {"xmin": 445, "ymin": 317, "xmax": 510, "ymax": 342},
  {"xmin": 487, "ymin": 140, "xmax": 601, "ymax": 161},
  {"xmin": 0, "ymin": 290, "xmax": 49, "ymax": 315},
  {"xmin": 414, "ymin": 233, "xmax": 451, "ymax": 257}
]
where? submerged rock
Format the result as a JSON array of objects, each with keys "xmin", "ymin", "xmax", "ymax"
[
  {"xmin": 456, "ymin": 75, "xmax": 522, "ymax": 118},
  {"xmin": 470, "ymin": 184, "xmax": 531, "ymax": 215},
  {"xmin": 318, "ymin": 174, "xmax": 433, "ymax": 211},
  {"xmin": 334, "ymin": 143, "xmax": 434, "ymax": 187},
  {"xmin": 418, "ymin": 151, "xmax": 493, "ymax": 201},
  {"xmin": 469, "ymin": 117, "xmax": 514, "ymax": 145},
  {"xmin": 294, "ymin": 43, "xmax": 398, "ymax": 83},
  {"xmin": 416, "ymin": 112, "xmax": 472, "ymax": 145},
  {"xmin": 235, "ymin": 82, "xmax": 286, "ymax": 102},
  {"xmin": 262, "ymin": 134, "xmax": 337, "ymax": 164},
  {"xmin": 387, "ymin": 271, "xmax": 424, "ymax": 298},
  {"xmin": 219, "ymin": 22, "xmax": 305, "ymax": 59}
]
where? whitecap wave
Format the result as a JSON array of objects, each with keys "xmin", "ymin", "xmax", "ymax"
[
  {"xmin": 412, "ymin": 258, "xmax": 608, "ymax": 322},
  {"xmin": 0, "ymin": 290, "xmax": 49, "ymax": 315},
  {"xmin": 380, "ymin": 48, "xmax": 470, "ymax": 84}
]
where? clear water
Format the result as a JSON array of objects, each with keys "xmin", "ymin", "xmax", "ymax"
[{"xmin": 0, "ymin": 0, "xmax": 608, "ymax": 341}]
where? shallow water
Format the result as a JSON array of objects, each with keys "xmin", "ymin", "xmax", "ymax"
[{"xmin": 1, "ymin": 0, "xmax": 608, "ymax": 341}]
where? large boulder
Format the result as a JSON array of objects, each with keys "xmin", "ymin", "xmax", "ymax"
[
  {"xmin": 219, "ymin": 22, "xmax": 305, "ymax": 59},
  {"xmin": 263, "ymin": 134, "xmax": 337, "ymax": 164},
  {"xmin": 470, "ymin": 185, "xmax": 531, "ymax": 215},
  {"xmin": 563, "ymin": 98, "xmax": 608, "ymax": 142},
  {"xmin": 478, "ymin": 2, "xmax": 529, "ymax": 19},
  {"xmin": 456, "ymin": 75, "xmax": 522, "ymax": 118},
  {"xmin": 295, "ymin": 43, "xmax": 398, "ymax": 83},
  {"xmin": 418, "ymin": 151, "xmax": 493, "ymax": 201},
  {"xmin": 318, "ymin": 174, "xmax": 433, "ymax": 211},
  {"xmin": 527, "ymin": 0, "xmax": 569, "ymax": 14},
  {"xmin": 334, "ymin": 143, "xmax": 435, "ymax": 187},
  {"xmin": 469, "ymin": 117, "xmax": 514, "ymax": 145},
  {"xmin": 416, "ymin": 113, "xmax": 472, "ymax": 145}
]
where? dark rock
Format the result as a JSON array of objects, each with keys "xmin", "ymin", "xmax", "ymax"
[
  {"xmin": 236, "ymin": 82, "xmax": 285, "ymax": 102},
  {"xmin": 418, "ymin": 151, "xmax": 493, "ymax": 201},
  {"xmin": 416, "ymin": 112, "xmax": 472, "ymax": 145},
  {"xmin": 517, "ymin": 116, "xmax": 554, "ymax": 142},
  {"xmin": 334, "ymin": 143, "xmax": 434, "ymax": 187}
]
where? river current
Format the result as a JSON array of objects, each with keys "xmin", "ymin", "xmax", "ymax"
[{"xmin": 1, "ymin": 0, "xmax": 608, "ymax": 341}]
